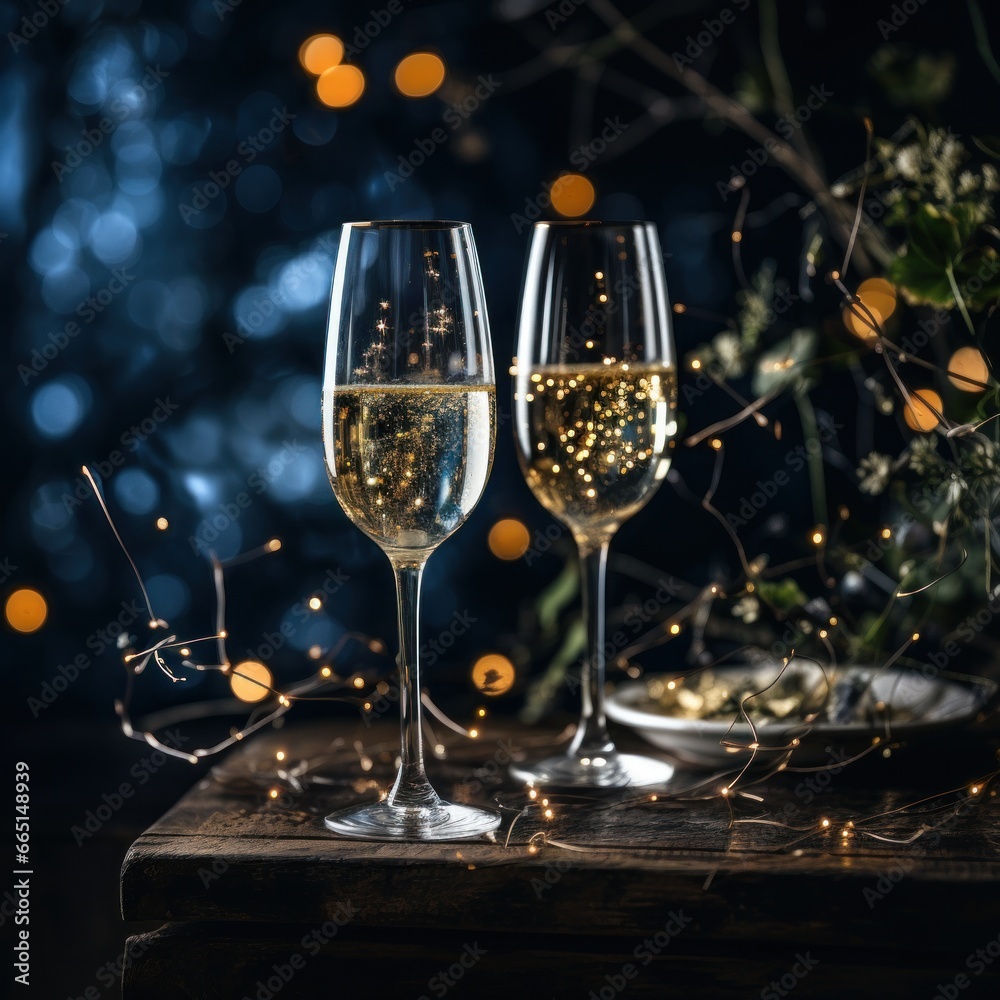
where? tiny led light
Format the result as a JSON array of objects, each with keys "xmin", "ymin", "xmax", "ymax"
[
  {"xmin": 269, "ymin": 789, "xmax": 279, "ymax": 799},
  {"xmin": 155, "ymin": 517, "xmax": 169, "ymax": 530},
  {"xmin": 308, "ymin": 596, "xmax": 322, "ymax": 611},
  {"xmin": 352, "ymin": 676, "xmax": 365, "ymax": 689},
  {"xmin": 320, "ymin": 666, "xmax": 332, "ymax": 678},
  {"xmin": 669, "ymin": 623, "xmax": 681, "ymax": 635},
  {"xmin": 468, "ymin": 728, "xmax": 479, "ymax": 739},
  {"xmin": 276, "ymin": 751, "xmax": 286, "ymax": 761}
]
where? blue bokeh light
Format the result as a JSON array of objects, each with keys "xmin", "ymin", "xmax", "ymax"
[
  {"xmin": 114, "ymin": 468, "xmax": 161, "ymax": 515},
  {"xmin": 235, "ymin": 164, "xmax": 282, "ymax": 214},
  {"xmin": 31, "ymin": 378, "xmax": 89, "ymax": 438},
  {"xmin": 145, "ymin": 573, "xmax": 190, "ymax": 620}
]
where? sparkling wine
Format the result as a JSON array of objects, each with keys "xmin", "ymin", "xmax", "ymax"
[
  {"xmin": 517, "ymin": 363, "xmax": 677, "ymax": 536},
  {"xmin": 327, "ymin": 383, "xmax": 495, "ymax": 553}
]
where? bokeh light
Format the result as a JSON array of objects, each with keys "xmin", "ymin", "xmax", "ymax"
[
  {"xmin": 550, "ymin": 173, "xmax": 596, "ymax": 217},
  {"xmin": 299, "ymin": 34, "xmax": 344, "ymax": 76},
  {"xmin": 471, "ymin": 653, "xmax": 516, "ymax": 696},
  {"xmin": 316, "ymin": 65, "xmax": 366, "ymax": 108},
  {"xmin": 230, "ymin": 660, "xmax": 273, "ymax": 703},
  {"xmin": 843, "ymin": 279, "xmax": 896, "ymax": 342},
  {"xmin": 394, "ymin": 53, "xmax": 447, "ymax": 98},
  {"xmin": 947, "ymin": 346, "xmax": 990, "ymax": 391},
  {"xmin": 31, "ymin": 379, "xmax": 88, "ymax": 439},
  {"xmin": 5, "ymin": 589, "xmax": 48, "ymax": 633},
  {"xmin": 903, "ymin": 389, "xmax": 943, "ymax": 432},
  {"xmin": 488, "ymin": 519, "xmax": 531, "ymax": 560}
]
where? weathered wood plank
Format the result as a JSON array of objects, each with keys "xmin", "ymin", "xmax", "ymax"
[
  {"xmin": 122, "ymin": 923, "xmax": 1000, "ymax": 1000},
  {"xmin": 121, "ymin": 721, "xmax": 1000, "ymax": 952}
]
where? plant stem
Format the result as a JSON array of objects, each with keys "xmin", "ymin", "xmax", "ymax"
[
  {"xmin": 794, "ymin": 387, "xmax": 829, "ymax": 529},
  {"xmin": 945, "ymin": 263, "xmax": 976, "ymax": 336}
]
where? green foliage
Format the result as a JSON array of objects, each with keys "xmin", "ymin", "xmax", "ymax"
[{"xmin": 755, "ymin": 578, "xmax": 808, "ymax": 613}]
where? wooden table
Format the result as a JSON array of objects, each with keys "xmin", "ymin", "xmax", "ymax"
[{"xmin": 121, "ymin": 721, "xmax": 1000, "ymax": 998}]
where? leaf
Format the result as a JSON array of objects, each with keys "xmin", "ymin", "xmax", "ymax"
[
  {"xmin": 752, "ymin": 328, "xmax": 818, "ymax": 398},
  {"xmin": 953, "ymin": 246, "xmax": 1000, "ymax": 312},
  {"xmin": 888, "ymin": 250, "xmax": 956, "ymax": 307},
  {"xmin": 907, "ymin": 203, "xmax": 961, "ymax": 267}
]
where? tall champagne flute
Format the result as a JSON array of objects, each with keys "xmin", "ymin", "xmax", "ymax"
[
  {"xmin": 511, "ymin": 221, "xmax": 678, "ymax": 788},
  {"xmin": 322, "ymin": 221, "xmax": 500, "ymax": 840}
]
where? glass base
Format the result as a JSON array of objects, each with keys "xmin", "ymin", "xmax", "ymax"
[
  {"xmin": 324, "ymin": 798, "xmax": 501, "ymax": 841},
  {"xmin": 510, "ymin": 749, "xmax": 675, "ymax": 790}
]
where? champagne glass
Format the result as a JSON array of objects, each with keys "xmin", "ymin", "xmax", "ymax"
[
  {"xmin": 322, "ymin": 221, "xmax": 500, "ymax": 840},
  {"xmin": 511, "ymin": 221, "xmax": 678, "ymax": 788}
]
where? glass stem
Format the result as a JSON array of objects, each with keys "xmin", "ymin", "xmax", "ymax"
[
  {"xmin": 386, "ymin": 558, "xmax": 439, "ymax": 809},
  {"xmin": 570, "ymin": 538, "xmax": 615, "ymax": 757}
]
